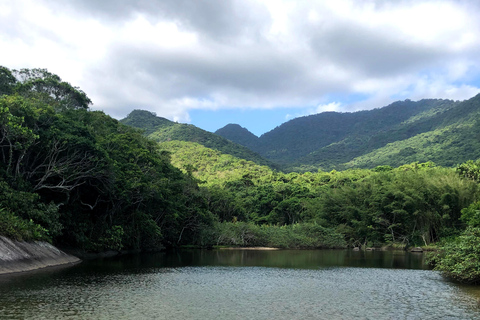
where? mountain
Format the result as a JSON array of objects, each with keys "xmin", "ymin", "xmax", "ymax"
[
  {"xmin": 123, "ymin": 93, "xmax": 480, "ymax": 173},
  {"xmin": 214, "ymin": 124, "xmax": 259, "ymax": 150},
  {"xmin": 216, "ymin": 95, "xmax": 480, "ymax": 171},
  {"xmin": 119, "ymin": 109, "xmax": 173, "ymax": 135},
  {"xmin": 120, "ymin": 110, "xmax": 277, "ymax": 169},
  {"xmin": 339, "ymin": 95, "xmax": 480, "ymax": 169}
]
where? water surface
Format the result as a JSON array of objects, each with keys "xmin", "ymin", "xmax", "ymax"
[{"xmin": 1, "ymin": 249, "xmax": 479, "ymax": 319}]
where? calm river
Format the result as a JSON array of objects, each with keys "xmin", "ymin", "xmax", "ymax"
[{"xmin": 1, "ymin": 249, "xmax": 480, "ymax": 319}]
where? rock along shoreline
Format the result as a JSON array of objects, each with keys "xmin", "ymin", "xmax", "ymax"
[{"xmin": 0, "ymin": 236, "xmax": 81, "ymax": 275}]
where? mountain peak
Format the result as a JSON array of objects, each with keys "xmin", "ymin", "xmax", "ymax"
[
  {"xmin": 120, "ymin": 109, "xmax": 173, "ymax": 134},
  {"xmin": 215, "ymin": 123, "xmax": 258, "ymax": 149},
  {"xmin": 120, "ymin": 112, "xmax": 277, "ymax": 169}
]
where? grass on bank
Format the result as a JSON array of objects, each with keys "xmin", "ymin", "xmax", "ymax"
[{"xmin": 199, "ymin": 222, "xmax": 347, "ymax": 249}]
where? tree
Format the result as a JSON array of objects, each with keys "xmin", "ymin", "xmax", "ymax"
[
  {"xmin": 0, "ymin": 95, "xmax": 38, "ymax": 178},
  {"xmin": 428, "ymin": 161, "xmax": 480, "ymax": 283},
  {"xmin": 457, "ymin": 159, "xmax": 480, "ymax": 182},
  {"xmin": 430, "ymin": 225, "xmax": 480, "ymax": 284},
  {"xmin": 12, "ymin": 68, "xmax": 92, "ymax": 110},
  {"xmin": 0, "ymin": 66, "xmax": 17, "ymax": 96}
]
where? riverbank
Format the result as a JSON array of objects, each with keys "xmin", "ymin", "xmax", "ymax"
[
  {"xmin": 0, "ymin": 236, "xmax": 81, "ymax": 275},
  {"xmin": 218, "ymin": 246, "xmax": 280, "ymax": 250}
]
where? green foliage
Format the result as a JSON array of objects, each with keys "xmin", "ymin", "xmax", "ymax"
[
  {"xmin": 0, "ymin": 207, "xmax": 49, "ymax": 241},
  {"xmin": 12, "ymin": 68, "xmax": 92, "ymax": 110},
  {"xmin": 98, "ymin": 226, "xmax": 125, "ymax": 251},
  {"xmin": 0, "ymin": 179, "xmax": 62, "ymax": 239},
  {"xmin": 428, "ymin": 160, "xmax": 480, "ymax": 283},
  {"xmin": 0, "ymin": 66, "xmax": 17, "ymax": 96},
  {"xmin": 0, "ymin": 66, "xmax": 215, "ymax": 252},
  {"xmin": 205, "ymin": 222, "xmax": 346, "ymax": 249},
  {"xmin": 160, "ymin": 135, "xmax": 477, "ymax": 249},
  {"xmin": 158, "ymin": 140, "xmax": 273, "ymax": 186},
  {"xmin": 457, "ymin": 159, "xmax": 480, "ymax": 182},
  {"xmin": 343, "ymin": 121, "xmax": 480, "ymax": 169},
  {"xmin": 119, "ymin": 109, "xmax": 173, "ymax": 135},
  {"xmin": 293, "ymin": 99, "xmax": 468, "ymax": 171},
  {"xmin": 429, "ymin": 227, "xmax": 480, "ymax": 284},
  {"xmin": 460, "ymin": 201, "xmax": 480, "ymax": 228},
  {"xmin": 317, "ymin": 165, "xmax": 477, "ymax": 246},
  {"xmin": 124, "ymin": 95, "xmax": 480, "ymax": 173},
  {"xmin": 230, "ymin": 99, "xmax": 453, "ymax": 165}
]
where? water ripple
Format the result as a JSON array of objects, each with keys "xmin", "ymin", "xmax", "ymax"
[{"xmin": 1, "ymin": 250, "xmax": 480, "ymax": 319}]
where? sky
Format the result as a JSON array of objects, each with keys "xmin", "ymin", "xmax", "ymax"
[{"xmin": 1, "ymin": 0, "xmax": 480, "ymax": 136}]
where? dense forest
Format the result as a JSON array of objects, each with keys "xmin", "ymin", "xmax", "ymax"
[
  {"xmin": 159, "ymin": 141, "xmax": 476, "ymax": 244},
  {"xmin": 0, "ymin": 67, "xmax": 213, "ymax": 251},
  {"xmin": 1, "ymin": 66, "xmax": 480, "ymax": 283}
]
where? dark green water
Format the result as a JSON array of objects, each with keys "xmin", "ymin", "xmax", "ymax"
[{"xmin": 1, "ymin": 249, "xmax": 480, "ymax": 319}]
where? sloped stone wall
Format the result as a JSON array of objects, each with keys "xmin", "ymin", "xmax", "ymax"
[{"xmin": 0, "ymin": 236, "xmax": 80, "ymax": 274}]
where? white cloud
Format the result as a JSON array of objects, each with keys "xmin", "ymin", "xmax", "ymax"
[
  {"xmin": 1, "ymin": 0, "xmax": 479, "ymax": 125},
  {"xmin": 286, "ymin": 102, "xmax": 342, "ymax": 120},
  {"xmin": 315, "ymin": 102, "xmax": 341, "ymax": 113}
]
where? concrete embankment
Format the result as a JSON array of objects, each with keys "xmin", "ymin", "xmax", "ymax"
[{"xmin": 0, "ymin": 236, "xmax": 81, "ymax": 275}]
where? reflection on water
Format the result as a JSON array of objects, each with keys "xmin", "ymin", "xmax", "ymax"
[
  {"xmin": 153, "ymin": 249, "xmax": 430, "ymax": 270},
  {"xmin": 0, "ymin": 249, "xmax": 479, "ymax": 319}
]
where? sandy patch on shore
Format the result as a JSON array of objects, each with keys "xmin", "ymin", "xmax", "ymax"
[{"xmin": 219, "ymin": 247, "xmax": 280, "ymax": 250}]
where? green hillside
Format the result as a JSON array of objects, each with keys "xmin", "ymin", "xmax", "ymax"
[
  {"xmin": 344, "ymin": 120, "xmax": 480, "ymax": 169},
  {"xmin": 305, "ymin": 94, "xmax": 480, "ymax": 171},
  {"xmin": 120, "ymin": 110, "xmax": 277, "ymax": 169},
  {"xmin": 261, "ymin": 99, "xmax": 456, "ymax": 163},
  {"xmin": 157, "ymin": 140, "xmax": 273, "ymax": 186},
  {"xmin": 215, "ymin": 96, "xmax": 480, "ymax": 171},
  {"xmin": 120, "ymin": 109, "xmax": 173, "ymax": 135}
]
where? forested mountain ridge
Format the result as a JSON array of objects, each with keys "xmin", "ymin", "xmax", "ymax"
[
  {"xmin": 120, "ymin": 110, "xmax": 277, "ymax": 169},
  {"xmin": 215, "ymin": 96, "xmax": 480, "ymax": 171},
  {"xmin": 336, "ymin": 94, "xmax": 480, "ymax": 170},
  {"xmin": 124, "ymin": 94, "xmax": 480, "ymax": 172},
  {"xmin": 120, "ymin": 109, "xmax": 174, "ymax": 135},
  {"xmin": 214, "ymin": 123, "xmax": 259, "ymax": 150}
]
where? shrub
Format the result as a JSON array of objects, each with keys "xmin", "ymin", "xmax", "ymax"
[
  {"xmin": 429, "ymin": 227, "xmax": 480, "ymax": 284},
  {"xmin": 0, "ymin": 207, "xmax": 49, "ymax": 241}
]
